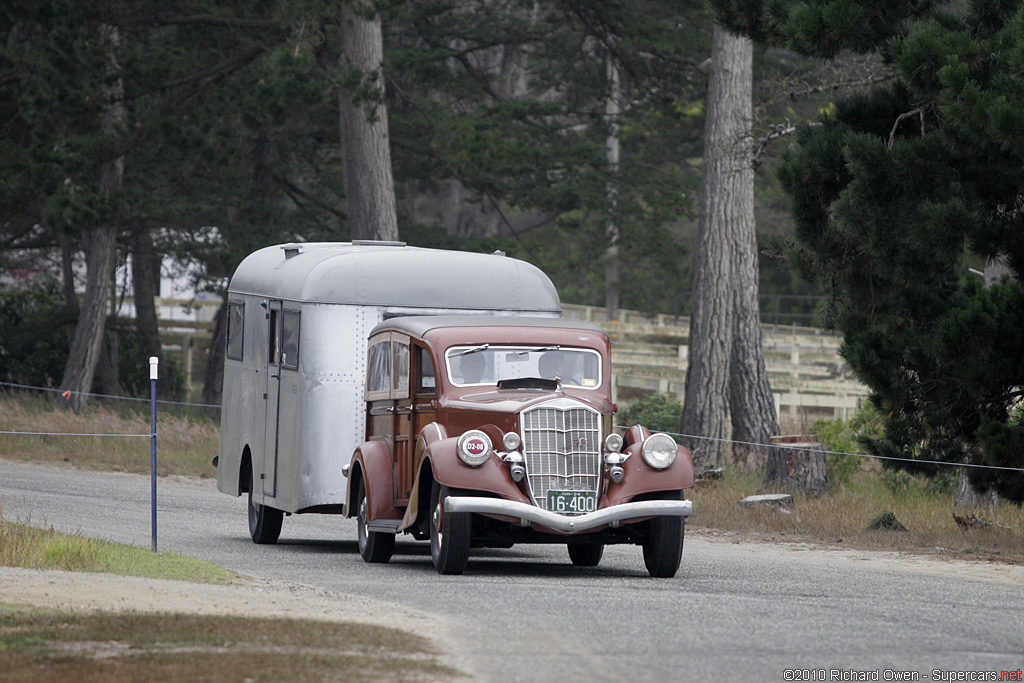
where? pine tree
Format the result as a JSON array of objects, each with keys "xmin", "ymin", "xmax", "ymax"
[{"xmin": 713, "ymin": 0, "xmax": 1024, "ymax": 502}]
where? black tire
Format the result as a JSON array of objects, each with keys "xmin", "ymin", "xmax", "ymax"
[
  {"xmin": 642, "ymin": 494, "xmax": 685, "ymax": 578},
  {"xmin": 567, "ymin": 542, "xmax": 604, "ymax": 567},
  {"xmin": 248, "ymin": 467, "xmax": 283, "ymax": 544},
  {"xmin": 429, "ymin": 480, "xmax": 471, "ymax": 575},
  {"xmin": 357, "ymin": 479, "xmax": 395, "ymax": 563}
]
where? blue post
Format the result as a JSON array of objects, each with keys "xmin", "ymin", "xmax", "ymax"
[{"xmin": 150, "ymin": 356, "xmax": 158, "ymax": 552}]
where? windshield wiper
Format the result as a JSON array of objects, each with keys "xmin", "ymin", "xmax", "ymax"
[
  {"xmin": 453, "ymin": 344, "xmax": 489, "ymax": 357},
  {"xmin": 508, "ymin": 345, "xmax": 560, "ymax": 356}
]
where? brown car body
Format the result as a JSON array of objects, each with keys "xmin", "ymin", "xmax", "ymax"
[{"xmin": 344, "ymin": 315, "xmax": 695, "ymax": 576}]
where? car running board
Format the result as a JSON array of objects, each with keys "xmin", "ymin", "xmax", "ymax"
[{"xmin": 366, "ymin": 518, "xmax": 402, "ymax": 534}]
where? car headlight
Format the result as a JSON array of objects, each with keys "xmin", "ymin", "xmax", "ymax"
[
  {"xmin": 641, "ymin": 433, "xmax": 677, "ymax": 470},
  {"xmin": 502, "ymin": 431, "xmax": 522, "ymax": 452},
  {"xmin": 457, "ymin": 430, "xmax": 493, "ymax": 467},
  {"xmin": 604, "ymin": 433, "xmax": 623, "ymax": 453}
]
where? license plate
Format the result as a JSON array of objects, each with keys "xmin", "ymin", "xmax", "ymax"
[{"xmin": 546, "ymin": 490, "xmax": 597, "ymax": 514}]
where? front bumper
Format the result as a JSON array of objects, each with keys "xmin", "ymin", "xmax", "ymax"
[{"xmin": 444, "ymin": 496, "xmax": 693, "ymax": 533}]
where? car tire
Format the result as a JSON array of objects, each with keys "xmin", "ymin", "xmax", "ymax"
[
  {"xmin": 357, "ymin": 479, "xmax": 395, "ymax": 563},
  {"xmin": 248, "ymin": 467, "xmax": 283, "ymax": 545},
  {"xmin": 567, "ymin": 542, "xmax": 604, "ymax": 567},
  {"xmin": 642, "ymin": 492, "xmax": 685, "ymax": 578},
  {"xmin": 430, "ymin": 480, "xmax": 471, "ymax": 575}
]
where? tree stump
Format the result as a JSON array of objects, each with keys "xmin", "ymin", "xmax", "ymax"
[{"xmin": 762, "ymin": 435, "xmax": 831, "ymax": 498}]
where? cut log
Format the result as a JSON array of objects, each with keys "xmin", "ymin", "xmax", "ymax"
[
  {"xmin": 738, "ymin": 493, "xmax": 793, "ymax": 509},
  {"xmin": 762, "ymin": 435, "xmax": 831, "ymax": 498}
]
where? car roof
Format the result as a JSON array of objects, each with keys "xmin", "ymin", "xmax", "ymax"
[{"xmin": 370, "ymin": 315, "xmax": 606, "ymax": 340}]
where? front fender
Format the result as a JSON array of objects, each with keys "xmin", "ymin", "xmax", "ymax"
[
  {"xmin": 605, "ymin": 430, "xmax": 695, "ymax": 506},
  {"xmin": 428, "ymin": 438, "xmax": 530, "ymax": 501},
  {"xmin": 400, "ymin": 435, "xmax": 532, "ymax": 532},
  {"xmin": 346, "ymin": 441, "xmax": 402, "ymax": 522}
]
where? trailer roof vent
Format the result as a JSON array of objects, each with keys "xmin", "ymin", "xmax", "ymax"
[
  {"xmin": 282, "ymin": 244, "xmax": 302, "ymax": 259},
  {"xmin": 351, "ymin": 240, "xmax": 406, "ymax": 247}
]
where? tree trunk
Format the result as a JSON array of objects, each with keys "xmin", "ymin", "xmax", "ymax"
[
  {"xmin": 60, "ymin": 234, "xmax": 78, "ymax": 319},
  {"xmin": 131, "ymin": 223, "xmax": 166, "ymax": 397},
  {"xmin": 730, "ymin": 229, "xmax": 778, "ymax": 468},
  {"xmin": 339, "ymin": 1, "xmax": 399, "ymax": 242},
  {"xmin": 60, "ymin": 227, "xmax": 119, "ymax": 411},
  {"xmin": 679, "ymin": 25, "xmax": 752, "ymax": 471},
  {"xmin": 58, "ymin": 23, "xmax": 124, "ymax": 412},
  {"xmin": 202, "ymin": 300, "xmax": 227, "ymax": 407},
  {"xmin": 722, "ymin": 29, "xmax": 778, "ymax": 469},
  {"xmin": 950, "ymin": 259, "xmax": 1006, "ymax": 508},
  {"xmin": 605, "ymin": 56, "xmax": 621, "ymax": 321}
]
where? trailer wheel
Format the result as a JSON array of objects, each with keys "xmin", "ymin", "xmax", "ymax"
[
  {"xmin": 642, "ymin": 492, "xmax": 685, "ymax": 578},
  {"xmin": 429, "ymin": 480, "xmax": 470, "ymax": 575},
  {"xmin": 248, "ymin": 469, "xmax": 283, "ymax": 544},
  {"xmin": 357, "ymin": 479, "xmax": 395, "ymax": 563}
]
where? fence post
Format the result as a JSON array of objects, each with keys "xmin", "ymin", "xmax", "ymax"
[{"xmin": 149, "ymin": 356, "xmax": 158, "ymax": 552}]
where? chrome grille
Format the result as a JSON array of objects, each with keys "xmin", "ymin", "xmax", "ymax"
[{"xmin": 521, "ymin": 400, "xmax": 601, "ymax": 514}]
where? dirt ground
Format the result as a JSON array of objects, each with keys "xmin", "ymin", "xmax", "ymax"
[
  {"xmin": 692, "ymin": 530, "xmax": 1024, "ymax": 585},
  {"xmin": 0, "ymin": 566, "xmax": 453, "ymax": 634}
]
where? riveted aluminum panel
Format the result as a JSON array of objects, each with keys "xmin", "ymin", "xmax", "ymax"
[{"xmin": 229, "ymin": 242, "xmax": 560, "ymax": 313}]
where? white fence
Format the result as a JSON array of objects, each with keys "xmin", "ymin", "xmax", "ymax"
[{"xmin": 561, "ymin": 304, "xmax": 868, "ymax": 427}]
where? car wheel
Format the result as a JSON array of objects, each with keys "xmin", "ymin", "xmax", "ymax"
[
  {"xmin": 642, "ymin": 492, "xmax": 685, "ymax": 578},
  {"xmin": 248, "ymin": 467, "xmax": 283, "ymax": 544},
  {"xmin": 357, "ymin": 479, "xmax": 395, "ymax": 563},
  {"xmin": 429, "ymin": 480, "xmax": 470, "ymax": 575},
  {"xmin": 567, "ymin": 542, "xmax": 604, "ymax": 567}
]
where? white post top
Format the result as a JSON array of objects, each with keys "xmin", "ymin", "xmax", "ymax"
[{"xmin": 149, "ymin": 356, "xmax": 159, "ymax": 380}]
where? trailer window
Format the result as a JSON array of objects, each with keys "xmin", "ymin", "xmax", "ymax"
[
  {"xmin": 268, "ymin": 309, "xmax": 280, "ymax": 365},
  {"xmin": 367, "ymin": 339, "xmax": 391, "ymax": 397},
  {"xmin": 226, "ymin": 302, "xmax": 244, "ymax": 360},
  {"xmin": 282, "ymin": 310, "xmax": 300, "ymax": 369}
]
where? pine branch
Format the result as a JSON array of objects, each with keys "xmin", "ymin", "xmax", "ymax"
[
  {"xmin": 788, "ymin": 72, "xmax": 897, "ymax": 101},
  {"xmin": 144, "ymin": 13, "xmax": 284, "ymax": 32},
  {"xmin": 131, "ymin": 44, "xmax": 267, "ymax": 99},
  {"xmin": 888, "ymin": 108, "xmax": 925, "ymax": 149}
]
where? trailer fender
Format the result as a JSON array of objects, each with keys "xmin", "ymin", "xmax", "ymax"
[{"xmin": 346, "ymin": 441, "xmax": 402, "ymax": 522}]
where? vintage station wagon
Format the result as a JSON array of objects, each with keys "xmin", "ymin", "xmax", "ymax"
[
  {"xmin": 347, "ymin": 316, "xmax": 695, "ymax": 576},
  {"xmin": 216, "ymin": 242, "xmax": 694, "ymax": 576}
]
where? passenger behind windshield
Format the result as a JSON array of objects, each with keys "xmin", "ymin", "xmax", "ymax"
[
  {"xmin": 446, "ymin": 346, "xmax": 600, "ymax": 389},
  {"xmin": 455, "ymin": 352, "xmax": 487, "ymax": 384}
]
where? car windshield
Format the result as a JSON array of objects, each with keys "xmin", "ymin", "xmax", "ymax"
[{"xmin": 445, "ymin": 345, "xmax": 602, "ymax": 389}]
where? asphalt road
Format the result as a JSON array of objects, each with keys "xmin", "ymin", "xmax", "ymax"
[{"xmin": 1, "ymin": 458, "xmax": 1022, "ymax": 682}]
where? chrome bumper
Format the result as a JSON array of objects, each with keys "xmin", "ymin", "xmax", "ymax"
[{"xmin": 444, "ymin": 496, "xmax": 693, "ymax": 533}]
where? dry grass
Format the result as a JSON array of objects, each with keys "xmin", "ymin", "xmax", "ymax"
[
  {"xmin": 688, "ymin": 468, "xmax": 1024, "ymax": 563},
  {"xmin": 0, "ymin": 608, "xmax": 461, "ymax": 683},
  {"xmin": 2, "ymin": 394, "xmax": 1021, "ymax": 564},
  {"xmin": 0, "ymin": 394, "xmax": 218, "ymax": 478}
]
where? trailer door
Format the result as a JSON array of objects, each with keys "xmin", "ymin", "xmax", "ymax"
[{"xmin": 263, "ymin": 299, "xmax": 283, "ymax": 497}]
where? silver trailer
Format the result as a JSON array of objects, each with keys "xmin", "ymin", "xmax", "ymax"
[{"xmin": 215, "ymin": 241, "xmax": 561, "ymax": 541}]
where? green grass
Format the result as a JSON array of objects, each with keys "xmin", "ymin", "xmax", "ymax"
[
  {"xmin": 0, "ymin": 511, "xmax": 239, "ymax": 583},
  {"xmin": 0, "ymin": 608, "xmax": 461, "ymax": 683}
]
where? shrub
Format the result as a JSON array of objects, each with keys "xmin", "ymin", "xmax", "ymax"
[
  {"xmin": 812, "ymin": 401, "xmax": 885, "ymax": 487},
  {"xmin": 617, "ymin": 392, "xmax": 684, "ymax": 438}
]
